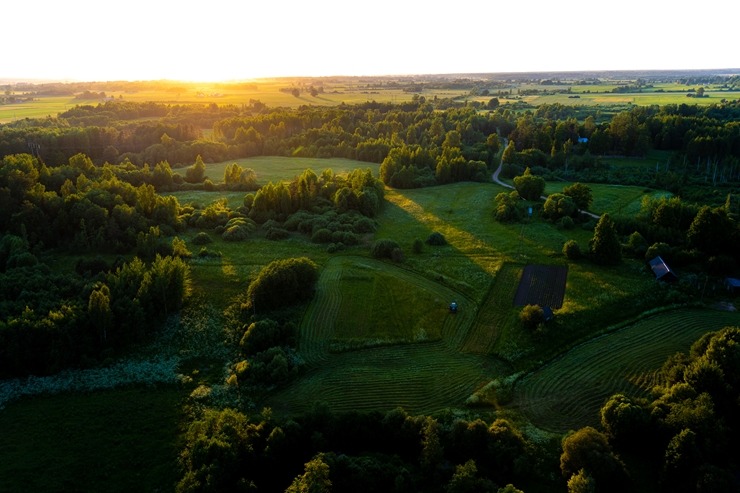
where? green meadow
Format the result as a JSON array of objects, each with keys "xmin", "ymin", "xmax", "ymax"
[
  {"xmin": 1, "ymin": 157, "xmax": 733, "ymax": 491},
  {"xmin": 202, "ymin": 156, "xmax": 380, "ymax": 185}
]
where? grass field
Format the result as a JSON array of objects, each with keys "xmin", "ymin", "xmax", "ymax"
[
  {"xmin": 254, "ymin": 178, "xmax": 672, "ymax": 418},
  {"xmin": 202, "ymin": 156, "xmax": 380, "ymax": 185},
  {"xmin": 6, "ymin": 77, "xmax": 737, "ymax": 124},
  {"xmin": 544, "ymin": 181, "xmax": 670, "ymax": 216},
  {"xmin": 0, "ymin": 387, "xmax": 184, "ymax": 493},
  {"xmin": 0, "ymin": 160, "xmax": 731, "ymax": 488},
  {"xmin": 512, "ymin": 307, "xmax": 740, "ymax": 432},
  {"xmin": 0, "ymin": 80, "xmax": 466, "ymax": 123}
]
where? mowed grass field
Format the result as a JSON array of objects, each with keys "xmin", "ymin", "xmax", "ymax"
[
  {"xmin": 257, "ymin": 178, "xmax": 669, "ymax": 417},
  {"xmin": 545, "ymin": 181, "xmax": 670, "ymax": 216},
  {"xmin": 512, "ymin": 307, "xmax": 740, "ymax": 432},
  {"xmin": 202, "ymin": 156, "xmax": 380, "ymax": 185}
]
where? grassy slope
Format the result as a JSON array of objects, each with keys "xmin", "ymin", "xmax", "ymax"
[
  {"xmin": 261, "ymin": 180, "xmax": 669, "ymax": 417},
  {"xmin": 0, "ymin": 387, "xmax": 183, "ymax": 493},
  {"xmin": 513, "ymin": 307, "xmax": 740, "ymax": 432}
]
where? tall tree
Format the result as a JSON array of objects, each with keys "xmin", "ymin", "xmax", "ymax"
[
  {"xmin": 563, "ymin": 182, "xmax": 593, "ymax": 210},
  {"xmin": 513, "ymin": 167, "xmax": 545, "ymax": 201},
  {"xmin": 589, "ymin": 213, "xmax": 621, "ymax": 265},
  {"xmin": 687, "ymin": 206, "xmax": 735, "ymax": 256},
  {"xmin": 184, "ymin": 155, "xmax": 206, "ymax": 183},
  {"xmin": 285, "ymin": 454, "xmax": 332, "ymax": 493}
]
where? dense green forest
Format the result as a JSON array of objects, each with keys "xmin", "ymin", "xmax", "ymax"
[{"xmin": 1, "ymin": 74, "xmax": 739, "ymax": 492}]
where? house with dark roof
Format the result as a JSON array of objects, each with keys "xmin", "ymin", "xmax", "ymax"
[
  {"xmin": 649, "ymin": 256, "xmax": 677, "ymax": 282},
  {"xmin": 725, "ymin": 277, "xmax": 740, "ymax": 294}
]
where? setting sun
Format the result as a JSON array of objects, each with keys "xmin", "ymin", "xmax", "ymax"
[{"xmin": 5, "ymin": 0, "xmax": 738, "ymax": 82}]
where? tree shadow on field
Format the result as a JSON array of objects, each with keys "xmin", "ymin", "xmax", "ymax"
[{"xmin": 376, "ymin": 185, "xmax": 506, "ymax": 303}]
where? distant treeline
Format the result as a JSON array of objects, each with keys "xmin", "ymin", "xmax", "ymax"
[{"xmin": 2, "ymin": 98, "xmax": 740, "ymax": 193}]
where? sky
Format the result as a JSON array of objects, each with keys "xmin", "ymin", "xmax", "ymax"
[{"xmin": 4, "ymin": 0, "xmax": 738, "ymax": 82}]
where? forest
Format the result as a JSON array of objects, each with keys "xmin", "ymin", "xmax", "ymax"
[{"xmin": 1, "ymin": 72, "xmax": 739, "ymax": 492}]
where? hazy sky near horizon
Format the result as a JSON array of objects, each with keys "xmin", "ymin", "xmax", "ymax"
[{"xmin": 5, "ymin": 0, "xmax": 738, "ymax": 82}]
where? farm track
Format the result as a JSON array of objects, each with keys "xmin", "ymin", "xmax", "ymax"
[
  {"xmin": 462, "ymin": 263, "xmax": 521, "ymax": 354},
  {"xmin": 512, "ymin": 308, "xmax": 740, "ymax": 432}
]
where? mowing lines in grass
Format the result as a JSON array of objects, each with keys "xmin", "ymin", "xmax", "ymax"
[
  {"xmin": 265, "ymin": 342, "xmax": 500, "ymax": 416},
  {"xmin": 301, "ymin": 257, "xmax": 475, "ymax": 357},
  {"xmin": 462, "ymin": 263, "xmax": 522, "ymax": 354},
  {"xmin": 279, "ymin": 256, "xmax": 494, "ymax": 415},
  {"xmin": 513, "ymin": 308, "xmax": 740, "ymax": 432}
]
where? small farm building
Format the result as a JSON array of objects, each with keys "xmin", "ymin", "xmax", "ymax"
[
  {"xmin": 649, "ymin": 256, "xmax": 677, "ymax": 282},
  {"xmin": 726, "ymin": 277, "xmax": 740, "ymax": 294}
]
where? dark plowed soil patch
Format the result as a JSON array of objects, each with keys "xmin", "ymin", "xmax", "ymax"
[{"xmin": 513, "ymin": 265, "xmax": 568, "ymax": 308}]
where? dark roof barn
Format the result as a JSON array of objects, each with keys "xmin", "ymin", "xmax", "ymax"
[{"xmin": 649, "ymin": 256, "xmax": 677, "ymax": 282}]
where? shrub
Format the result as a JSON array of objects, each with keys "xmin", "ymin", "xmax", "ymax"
[
  {"xmin": 327, "ymin": 242, "xmax": 345, "ymax": 253},
  {"xmin": 426, "ymin": 232, "xmax": 447, "ymax": 246},
  {"xmin": 543, "ymin": 193, "xmax": 577, "ymax": 221},
  {"xmin": 222, "ymin": 217, "xmax": 256, "ymax": 242},
  {"xmin": 244, "ymin": 257, "xmax": 318, "ymax": 312},
  {"xmin": 331, "ymin": 231, "xmax": 358, "ymax": 245},
  {"xmin": 520, "ymin": 304, "xmax": 544, "ymax": 330},
  {"xmin": 557, "ymin": 216, "xmax": 575, "ymax": 230},
  {"xmin": 513, "ymin": 167, "xmax": 546, "ymax": 201},
  {"xmin": 239, "ymin": 319, "xmax": 296, "ymax": 355},
  {"xmin": 265, "ymin": 228, "xmax": 290, "ymax": 241},
  {"xmin": 192, "ymin": 232, "xmax": 212, "ymax": 245},
  {"xmin": 371, "ymin": 239, "xmax": 401, "ymax": 259},
  {"xmin": 412, "ymin": 238, "xmax": 424, "ymax": 254},
  {"xmin": 563, "ymin": 240, "xmax": 582, "ymax": 260},
  {"xmin": 352, "ymin": 216, "xmax": 377, "ymax": 234},
  {"xmin": 624, "ymin": 231, "xmax": 647, "ymax": 259},
  {"xmin": 311, "ymin": 228, "xmax": 333, "ymax": 244}
]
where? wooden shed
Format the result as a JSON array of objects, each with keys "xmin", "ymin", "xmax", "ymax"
[{"xmin": 649, "ymin": 256, "xmax": 677, "ymax": 282}]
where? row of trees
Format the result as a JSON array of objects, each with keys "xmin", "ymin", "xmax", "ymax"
[
  {"xmin": 4, "ymin": 98, "xmax": 739, "ymax": 196},
  {"xmin": 178, "ymin": 405, "xmax": 542, "ymax": 493},
  {"xmin": 178, "ymin": 325, "xmax": 740, "ymax": 493}
]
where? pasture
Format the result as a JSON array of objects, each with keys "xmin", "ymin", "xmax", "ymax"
[
  {"xmin": 544, "ymin": 181, "xmax": 670, "ymax": 216},
  {"xmin": 202, "ymin": 155, "xmax": 380, "ymax": 185},
  {"xmin": 512, "ymin": 307, "xmax": 740, "ymax": 432},
  {"xmin": 253, "ymin": 179, "xmax": 670, "ymax": 417}
]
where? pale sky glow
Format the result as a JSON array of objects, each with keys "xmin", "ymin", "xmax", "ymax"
[{"xmin": 5, "ymin": 0, "xmax": 738, "ymax": 82}]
